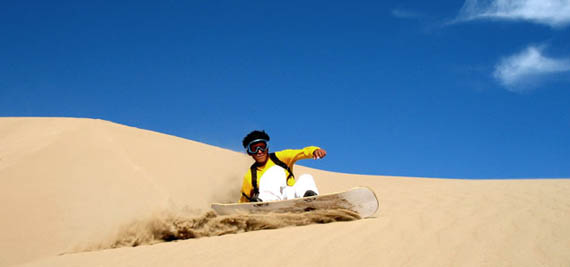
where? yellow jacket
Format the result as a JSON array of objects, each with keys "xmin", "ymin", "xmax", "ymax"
[{"xmin": 239, "ymin": 146, "xmax": 320, "ymax": 203}]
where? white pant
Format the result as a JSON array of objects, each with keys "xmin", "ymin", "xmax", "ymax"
[{"xmin": 257, "ymin": 166, "xmax": 319, "ymax": 202}]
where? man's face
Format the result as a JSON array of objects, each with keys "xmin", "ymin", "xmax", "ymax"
[{"xmin": 248, "ymin": 141, "xmax": 268, "ymax": 164}]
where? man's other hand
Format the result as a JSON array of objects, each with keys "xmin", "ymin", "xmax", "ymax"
[{"xmin": 313, "ymin": 149, "xmax": 327, "ymax": 159}]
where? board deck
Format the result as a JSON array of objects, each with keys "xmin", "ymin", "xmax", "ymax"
[{"xmin": 211, "ymin": 187, "xmax": 379, "ymax": 218}]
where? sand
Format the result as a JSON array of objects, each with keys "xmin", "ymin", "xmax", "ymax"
[{"xmin": 1, "ymin": 117, "xmax": 569, "ymax": 267}]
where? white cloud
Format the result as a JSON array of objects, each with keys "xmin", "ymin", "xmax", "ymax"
[
  {"xmin": 494, "ymin": 45, "xmax": 570, "ymax": 91},
  {"xmin": 457, "ymin": 0, "xmax": 570, "ymax": 27}
]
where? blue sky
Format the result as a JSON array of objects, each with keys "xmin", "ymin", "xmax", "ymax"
[{"xmin": 1, "ymin": 0, "xmax": 569, "ymax": 178}]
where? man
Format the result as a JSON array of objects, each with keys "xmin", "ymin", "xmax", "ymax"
[{"xmin": 240, "ymin": 130, "xmax": 327, "ymax": 203}]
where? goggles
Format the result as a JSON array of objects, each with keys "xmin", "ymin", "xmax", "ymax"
[{"xmin": 246, "ymin": 139, "xmax": 269, "ymax": 154}]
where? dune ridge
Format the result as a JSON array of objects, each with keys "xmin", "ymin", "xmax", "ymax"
[{"xmin": 1, "ymin": 118, "xmax": 569, "ymax": 267}]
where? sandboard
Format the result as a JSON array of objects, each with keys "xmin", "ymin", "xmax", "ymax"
[{"xmin": 211, "ymin": 187, "xmax": 379, "ymax": 218}]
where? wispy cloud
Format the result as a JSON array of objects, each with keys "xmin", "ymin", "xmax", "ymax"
[
  {"xmin": 457, "ymin": 0, "xmax": 570, "ymax": 27},
  {"xmin": 391, "ymin": 9, "xmax": 423, "ymax": 19},
  {"xmin": 494, "ymin": 45, "xmax": 570, "ymax": 91}
]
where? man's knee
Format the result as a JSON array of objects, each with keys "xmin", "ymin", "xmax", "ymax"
[
  {"xmin": 259, "ymin": 166, "xmax": 287, "ymax": 188},
  {"xmin": 258, "ymin": 166, "xmax": 288, "ymax": 201},
  {"xmin": 294, "ymin": 173, "xmax": 319, "ymax": 196}
]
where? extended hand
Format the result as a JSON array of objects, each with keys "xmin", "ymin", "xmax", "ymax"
[{"xmin": 313, "ymin": 149, "xmax": 327, "ymax": 159}]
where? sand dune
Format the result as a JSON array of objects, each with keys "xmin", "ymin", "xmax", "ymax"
[{"xmin": 1, "ymin": 118, "xmax": 569, "ymax": 267}]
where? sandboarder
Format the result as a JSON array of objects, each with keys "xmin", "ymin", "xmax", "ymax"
[{"xmin": 239, "ymin": 130, "xmax": 327, "ymax": 203}]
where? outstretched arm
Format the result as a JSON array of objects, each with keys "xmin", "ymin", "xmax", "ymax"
[{"xmin": 275, "ymin": 147, "xmax": 325, "ymax": 165}]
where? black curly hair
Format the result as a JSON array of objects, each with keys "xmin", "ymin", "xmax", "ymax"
[{"xmin": 242, "ymin": 130, "xmax": 270, "ymax": 148}]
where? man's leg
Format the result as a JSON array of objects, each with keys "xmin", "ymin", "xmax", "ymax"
[
  {"xmin": 293, "ymin": 174, "xmax": 319, "ymax": 198},
  {"xmin": 282, "ymin": 185, "xmax": 296, "ymax": 200},
  {"xmin": 257, "ymin": 166, "xmax": 288, "ymax": 201}
]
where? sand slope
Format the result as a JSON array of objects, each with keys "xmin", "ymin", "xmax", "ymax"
[{"xmin": 1, "ymin": 118, "xmax": 569, "ymax": 267}]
